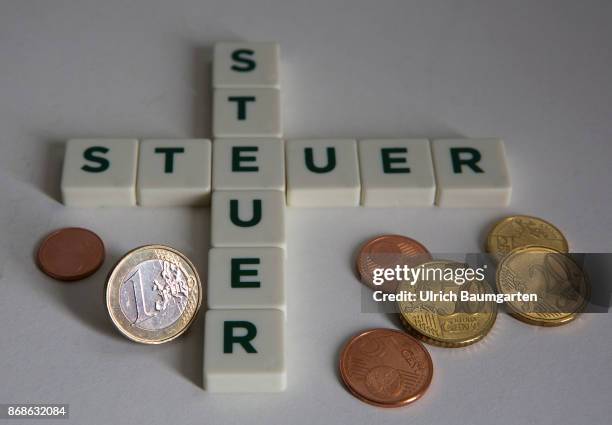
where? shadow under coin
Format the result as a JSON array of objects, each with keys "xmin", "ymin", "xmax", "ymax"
[{"xmin": 55, "ymin": 249, "xmax": 124, "ymax": 340}]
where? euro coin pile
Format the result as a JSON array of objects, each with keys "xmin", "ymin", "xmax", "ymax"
[
  {"xmin": 342, "ymin": 214, "xmax": 590, "ymax": 407},
  {"xmin": 489, "ymin": 215, "xmax": 589, "ymax": 327}
]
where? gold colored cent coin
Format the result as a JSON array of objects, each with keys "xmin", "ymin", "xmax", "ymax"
[
  {"xmin": 397, "ymin": 261, "xmax": 497, "ymax": 347},
  {"xmin": 105, "ymin": 245, "xmax": 203, "ymax": 344},
  {"xmin": 486, "ymin": 215, "xmax": 568, "ymax": 260},
  {"xmin": 496, "ymin": 246, "xmax": 589, "ymax": 326}
]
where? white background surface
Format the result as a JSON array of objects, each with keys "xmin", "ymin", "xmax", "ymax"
[{"xmin": 1, "ymin": 1, "xmax": 611, "ymax": 424}]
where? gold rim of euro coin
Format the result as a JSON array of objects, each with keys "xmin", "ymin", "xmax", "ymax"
[
  {"xmin": 486, "ymin": 215, "xmax": 568, "ymax": 260},
  {"xmin": 397, "ymin": 261, "xmax": 497, "ymax": 348},
  {"xmin": 496, "ymin": 246, "xmax": 590, "ymax": 327},
  {"xmin": 105, "ymin": 245, "xmax": 203, "ymax": 344}
]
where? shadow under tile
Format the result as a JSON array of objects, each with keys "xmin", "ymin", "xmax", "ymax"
[
  {"xmin": 191, "ymin": 44, "xmax": 214, "ymax": 139},
  {"xmin": 39, "ymin": 140, "xmax": 65, "ymax": 203}
]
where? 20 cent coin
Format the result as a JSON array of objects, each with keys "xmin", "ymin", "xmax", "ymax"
[{"xmin": 496, "ymin": 246, "xmax": 589, "ymax": 326}]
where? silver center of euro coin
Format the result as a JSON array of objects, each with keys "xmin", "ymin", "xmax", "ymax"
[{"xmin": 119, "ymin": 259, "xmax": 189, "ymax": 331}]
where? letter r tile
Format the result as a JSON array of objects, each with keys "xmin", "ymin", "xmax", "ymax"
[
  {"xmin": 431, "ymin": 138, "xmax": 511, "ymax": 207},
  {"xmin": 204, "ymin": 309, "xmax": 286, "ymax": 392}
]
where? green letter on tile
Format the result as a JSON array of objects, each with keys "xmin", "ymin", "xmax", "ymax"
[
  {"xmin": 155, "ymin": 147, "xmax": 185, "ymax": 173},
  {"xmin": 381, "ymin": 148, "xmax": 410, "ymax": 173},
  {"xmin": 231, "ymin": 258, "xmax": 261, "ymax": 288},
  {"xmin": 231, "ymin": 49, "xmax": 256, "ymax": 72},
  {"xmin": 304, "ymin": 147, "xmax": 336, "ymax": 173},
  {"xmin": 224, "ymin": 321, "xmax": 257, "ymax": 353},
  {"xmin": 228, "ymin": 96, "xmax": 256, "ymax": 120},
  {"xmin": 81, "ymin": 146, "xmax": 110, "ymax": 173},
  {"xmin": 450, "ymin": 148, "xmax": 484, "ymax": 173},
  {"xmin": 232, "ymin": 146, "xmax": 259, "ymax": 172},
  {"xmin": 230, "ymin": 199, "xmax": 262, "ymax": 227}
]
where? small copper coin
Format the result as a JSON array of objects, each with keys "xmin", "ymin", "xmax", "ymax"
[
  {"xmin": 339, "ymin": 328, "xmax": 433, "ymax": 408},
  {"xmin": 356, "ymin": 235, "xmax": 431, "ymax": 293},
  {"xmin": 37, "ymin": 227, "xmax": 105, "ymax": 281}
]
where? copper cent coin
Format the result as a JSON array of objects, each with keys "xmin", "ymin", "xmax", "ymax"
[
  {"xmin": 339, "ymin": 328, "xmax": 433, "ymax": 408},
  {"xmin": 37, "ymin": 227, "xmax": 105, "ymax": 281},
  {"xmin": 356, "ymin": 235, "xmax": 431, "ymax": 293}
]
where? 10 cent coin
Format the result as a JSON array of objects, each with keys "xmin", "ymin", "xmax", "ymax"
[
  {"xmin": 397, "ymin": 261, "xmax": 498, "ymax": 347},
  {"xmin": 486, "ymin": 215, "xmax": 568, "ymax": 260}
]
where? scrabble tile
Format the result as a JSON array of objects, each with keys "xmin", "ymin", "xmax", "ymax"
[
  {"xmin": 208, "ymin": 247, "xmax": 285, "ymax": 312},
  {"xmin": 212, "ymin": 138, "xmax": 285, "ymax": 191},
  {"xmin": 136, "ymin": 139, "xmax": 212, "ymax": 207},
  {"xmin": 213, "ymin": 42, "xmax": 280, "ymax": 88},
  {"xmin": 210, "ymin": 190, "xmax": 285, "ymax": 249},
  {"xmin": 61, "ymin": 139, "xmax": 138, "ymax": 207},
  {"xmin": 431, "ymin": 138, "xmax": 511, "ymax": 207},
  {"xmin": 286, "ymin": 139, "xmax": 360, "ymax": 207},
  {"xmin": 204, "ymin": 309, "xmax": 286, "ymax": 392},
  {"xmin": 213, "ymin": 88, "xmax": 281, "ymax": 138},
  {"xmin": 358, "ymin": 139, "xmax": 436, "ymax": 207}
]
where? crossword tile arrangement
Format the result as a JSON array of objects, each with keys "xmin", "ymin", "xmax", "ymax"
[
  {"xmin": 60, "ymin": 137, "xmax": 511, "ymax": 209},
  {"xmin": 59, "ymin": 41, "xmax": 512, "ymax": 393},
  {"xmin": 207, "ymin": 42, "xmax": 287, "ymax": 393}
]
